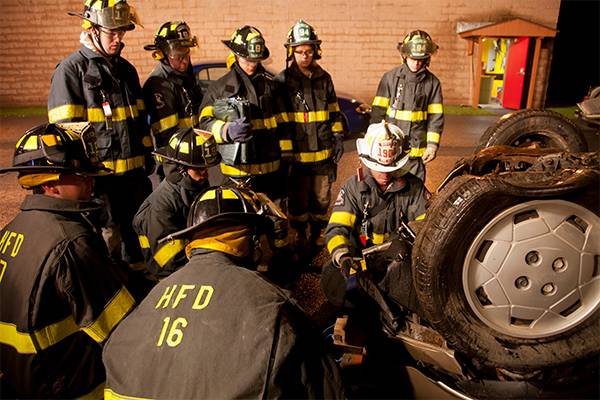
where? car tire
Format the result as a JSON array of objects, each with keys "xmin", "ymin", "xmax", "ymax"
[
  {"xmin": 476, "ymin": 109, "xmax": 588, "ymax": 152},
  {"xmin": 413, "ymin": 173, "xmax": 600, "ymax": 373}
]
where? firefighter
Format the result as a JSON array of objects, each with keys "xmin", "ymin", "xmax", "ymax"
[
  {"xmin": 48, "ymin": 0, "xmax": 153, "ymax": 267},
  {"xmin": 321, "ymin": 121, "xmax": 427, "ymax": 311},
  {"xmin": 370, "ymin": 30, "xmax": 444, "ymax": 182},
  {"xmin": 103, "ymin": 186, "xmax": 344, "ymax": 399},
  {"xmin": 198, "ymin": 25, "xmax": 286, "ymax": 201},
  {"xmin": 143, "ymin": 21, "xmax": 203, "ymax": 161},
  {"xmin": 274, "ymin": 20, "xmax": 346, "ymax": 259},
  {"xmin": 0, "ymin": 123, "xmax": 136, "ymax": 398},
  {"xmin": 132, "ymin": 128, "xmax": 221, "ymax": 280}
]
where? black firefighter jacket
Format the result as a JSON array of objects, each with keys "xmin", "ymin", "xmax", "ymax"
[
  {"xmin": 325, "ymin": 170, "xmax": 428, "ymax": 258},
  {"xmin": 143, "ymin": 62, "xmax": 204, "ymax": 149},
  {"xmin": 48, "ymin": 45, "xmax": 153, "ymax": 175},
  {"xmin": 370, "ymin": 63, "xmax": 444, "ymax": 158},
  {"xmin": 132, "ymin": 163, "xmax": 209, "ymax": 278},
  {"xmin": 274, "ymin": 62, "xmax": 345, "ymax": 175},
  {"xmin": 199, "ymin": 62, "xmax": 286, "ymax": 179},
  {"xmin": 0, "ymin": 195, "xmax": 135, "ymax": 398},
  {"xmin": 103, "ymin": 249, "xmax": 344, "ymax": 399}
]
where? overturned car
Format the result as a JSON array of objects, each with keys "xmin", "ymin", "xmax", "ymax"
[{"xmin": 333, "ymin": 111, "xmax": 599, "ymax": 399}]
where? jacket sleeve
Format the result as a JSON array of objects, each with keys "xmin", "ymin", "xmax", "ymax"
[
  {"xmin": 406, "ymin": 178, "xmax": 428, "ymax": 221},
  {"xmin": 272, "ymin": 72, "xmax": 293, "ymax": 157},
  {"xmin": 198, "ymin": 83, "xmax": 230, "ymax": 144},
  {"xmin": 370, "ymin": 73, "xmax": 391, "ymax": 124},
  {"xmin": 325, "ymin": 178, "xmax": 362, "ymax": 261},
  {"xmin": 132, "ymin": 195, "xmax": 188, "ymax": 277},
  {"xmin": 48, "ymin": 61, "xmax": 87, "ymax": 123},
  {"xmin": 326, "ymin": 76, "xmax": 345, "ymax": 136},
  {"xmin": 143, "ymin": 77, "xmax": 180, "ymax": 148},
  {"xmin": 425, "ymin": 75, "xmax": 444, "ymax": 147},
  {"xmin": 55, "ymin": 234, "xmax": 135, "ymax": 344}
]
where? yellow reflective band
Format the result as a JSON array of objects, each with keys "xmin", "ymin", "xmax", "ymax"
[
  {"xmin": 288, "ymin": 110, "xmax": 329, "ymax": 123},
  {"xmin": 82, "ymin": 286, "xmax": 135, "ymax": 343},
  {"xmin": 138, "ymin": 235, "xmax": 150, "ymax": 249},
  {"xmin": 410, "ymin": 147, "xmax": 426, "ymax": 157},
  {"xmin": 371, "ymin": 232, "xmax": 387, "ymax": 244},
  {"xmin": 329, "ymin": 211, "xmax": 357, "ymax": 227},
  {"xmin": 427, "ymin": 103, "xmax": 443, "ymax": 114},
  {"xmin": 87, "ymin": 105, "xmax": 140, "ymax": 123},
  {"xmin": 372, "ymin": 96, "xmax": 390, "ymax": 108},
  {"xmin": 178, "ymin": 115, "xmax": 197, "ymax": 128},
  {"xmin": 48, "ymin": 104, "xmax": 86, "ymax": 123},
  {"xmin": 280, "ymin": 139, "xmax": 293, "ymax": 152},
  {"xmin": 294, "ymin": 148, "xmax": 332, "ymax": 163},
  {"xmin": 212, "ymin": 120, "xmax": 226, "ymax": 142},
  {"xmin": 0, "ymin": 315, "xmax": 82, "ymax": 354},
  {"xmin": 275, "ymin": 111, "xmax": 289, "ymax": 123},
  {"xmin": 331, "ymin": 121, "xmax": 344, "ymax": 133},
  {"xmin": 199, "ymin": 188, "xmax": 240, "ymax": 200},
  {"xmin": 415, "ymin": 213, "xmax": 426, "ymax": 221},
  {"xmin": 326, "ymin": 235, "xmax": 349, "ymax": 254},
  {"xmin": 142, "ymin": 135, "xmax": 153, "ymax": 148},
  {"xmin": 136, "ymin": 99, "xmax": 145, "ymax": 111},
  {"xmin": 220, "ymin": 160, "xmax": 280, "ymax": 177},
  {"xmin": 152, "ymin": 113, "xmax": 178, "ymax": 134},
  {"xmin": 0, "ymin": 321, "xmax": 37, "ymax": 353},
  {"xmin": 200, "ymin": 105, "xmax": 215, "ymax": 119},
  {"xmin": 328, "ymin": 102, "xmax": 341, "ymax": 112},
  {"xmin": 102, "ymin": 155, "xmax": 145, "ymax": 174},
  {"xmin": 105, "ymin": 388, "xmax": 151, "ymax": 400},
  {"xmin": 387, "ymin": 109, "xmax": 427, "ymax": 122},
  {"xmin": 250, "ymin": 116, "xmax": 277, "ymax": 130},
  {"xmin": 78, "ymin": 382, "xmax": 105, "ymax": 400},
  {"xmin": 427, "ymin": 131, "xmax": 441, "ymax": 144},
  {"xmin": 154, "ymin": 239, "xmax": 186, "ymax": 268}
]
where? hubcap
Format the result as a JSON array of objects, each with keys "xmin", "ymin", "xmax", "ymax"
[{"xmin": 463, "ymin": 200, "xmax": 600, "ymax": 338}]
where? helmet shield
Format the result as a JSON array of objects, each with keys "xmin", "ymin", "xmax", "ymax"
[
  {"xmin": 398, "ymin": 30, "xmax": 438, "ymax": 60},
  {"xmin": 153, "ymin": 128, "xmax": 221, "ymax": 168},
  {"xmin": 222, "ymin": 25, "xmax": 270, "ymax": 61},
  {"xmin": 144, "ymin": 21, "xmax": 198, "ymax": 53},
  {"xmin": 356, "ymin": 121, "xmax": 410, "ymax": 173}
]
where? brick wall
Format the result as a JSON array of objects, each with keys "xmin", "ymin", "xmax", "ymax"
[{"xmin": 0, "ymin": 0, "xmax": 560, "ymax": 108}]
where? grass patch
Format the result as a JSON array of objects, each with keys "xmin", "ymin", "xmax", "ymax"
[
  {"xmin": 546, "ymin": 106, "xmax": 577, "ymax": 118},
  {"xmin": 0, "ymin": 107, "xmax": 47, "ymax": 118},
  {"xmin": 444, "ymin": 105, "xmax": 495, "ymax": 116}
]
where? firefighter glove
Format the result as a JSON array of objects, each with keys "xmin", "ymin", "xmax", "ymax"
[
  {"xmin": 338, "ymin": 255, "xmax": 361, "ymax": 279},
  {"xmin": 226, "ymin": 118, "xmax": 252, "ymax": 143},
  {"xmin": 333, "ymin": 134, "xmax": 344, "ymax": 163},
  {"xmin": 422, "ymin": 144, "xmax": 438, "ymax": 164}
]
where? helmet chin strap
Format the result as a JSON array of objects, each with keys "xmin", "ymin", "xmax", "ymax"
[{"xmin": 91, "ymin": 26, "xmax": 120, "ymax": 59}]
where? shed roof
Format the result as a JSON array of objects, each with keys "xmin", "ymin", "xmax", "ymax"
[{"xmin": 458, "ymin": 17, "xmax": 557, "ymax": 38}]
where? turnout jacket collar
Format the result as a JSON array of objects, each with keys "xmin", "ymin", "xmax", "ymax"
[
  {"xmin": 288, "ymin": 61, "xmax": 326, "ymax": 80},
  {"xmin": 359, "ymin": 169, "xmax": 409, "ymax": 196},
  {"xmin": 153, "ymin": 61, "xmax": 196, "ymax": 86},
  {"xmin": 20, "ymin": 194, "xmax": 103, "ymax": 215},
  {"xmin": 395, "ymin": 63, "xmax": 427, "ymax": 82}
]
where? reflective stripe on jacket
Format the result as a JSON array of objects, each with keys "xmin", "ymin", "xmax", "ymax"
[
  {"xmin": 48, "ymin": 46, "xmax": 152, "ymax": 175},
  {"xmin": 0, "ymin": 195, "xmax": 135, "ymax": 398},
  {"xmin": 370, "ymin": 63, "xmax": 444, "ymax": 157},
  {"xmin": 325, "ymin": 171, "xmax": 427, "ymax": 257},
  {"xmin": 274, "ymin": 63, "xmax": 345, "ymax": 166},
  {"xmin": 143, "ymin": 62, "xmax": 203, "ymax": 149}
]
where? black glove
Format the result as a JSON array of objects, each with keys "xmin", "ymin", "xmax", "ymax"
[
  {"xmin": 333, "ymin": 134, "xmax": 344, "ymax": 163},
  {"xmin": 338, "ymin": 255, "xmax": 361, "ymax": 279},
  {"xmin": 226, "ymin": 118, "xmax": 252, "ymax": 143}
]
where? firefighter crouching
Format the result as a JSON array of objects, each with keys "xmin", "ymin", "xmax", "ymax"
[
  {"xmin": 133, "ymin": 128, "xmax": 221, "ymax": 280},
  {"xmin": 0, "ymin": 123, "xmax": 136, "ymax": 398},
  {"xmin": 48, "ymin": 0, "xmax": 154, "ymax": 267},
  {"xmin": 321, "ymin": 121, "xmax": 427, "ymax": 312},
  {"xmin": 199, "ymin": 25, "xmax": 287, "ymax": 202},
  {"xmin": 103, "ymin": 187, "xmax": 344, "ymax": 399},
  {"xmin": 275, "ymin": 20, "xmax": 346, "ymax": 260},
  {"xmin": 143, "ymin": 20, "xmax": 204, "ymax": 182}
]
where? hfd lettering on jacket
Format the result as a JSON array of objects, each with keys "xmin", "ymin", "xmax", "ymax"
[
  {"xmin": 0, "ymin": 230, "xmax": 25, "ymax": 257},
  {"xmin": 154, "ymin": 284, "xmax": 215, "ymax": 348}
]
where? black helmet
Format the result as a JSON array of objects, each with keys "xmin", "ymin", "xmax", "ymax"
[
  {"xmin": 162, "ymin": 186, "xmax": 271, "ymax": 241},
  {"xmin": 222, "ymin": 25, "xmax": 270, "ymax": 61},
  {"xmin": 144, "ymin": 21, "xmax": 198, "ymax": 56},
  {"xmin": 284, "ymin": 20, "xmax": 322, "ymax": 60},
  {"xmin": 397, "ymin": 30, "xmax": 438, "ymax": 60},
  {"xmin": 153, "ymin": 128, "xmax": 221, "ymax": 168},
  {"xmin": 69, "ymin": 0, "xmax": 141, "ymax": 31},
  {"xmin": 0, "ymin": 123, "xmax": 111, "ymax": 188}
]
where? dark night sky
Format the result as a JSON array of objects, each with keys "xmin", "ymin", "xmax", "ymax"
[{"xmin": 545, "ymin": 0, "xmax": 600, "ymax": 106}]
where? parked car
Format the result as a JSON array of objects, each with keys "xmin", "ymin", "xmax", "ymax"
[{"xmin": 193, "ymin": 61, "xmax": 371, "ymax": 136}]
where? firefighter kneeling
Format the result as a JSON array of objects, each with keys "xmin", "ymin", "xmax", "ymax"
[{"xmin": 103, "ymin": 186, "xmax": 344, "ymax": 399}]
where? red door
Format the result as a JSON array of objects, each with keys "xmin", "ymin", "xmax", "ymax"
[{"xmin": 502, "ymin": 37, "xmax": 530, "ymax": 109}]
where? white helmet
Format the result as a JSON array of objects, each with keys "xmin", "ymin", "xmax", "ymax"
[{"xmin": 356, "ymin": 121, "xmax": 410, "ymax": 172}]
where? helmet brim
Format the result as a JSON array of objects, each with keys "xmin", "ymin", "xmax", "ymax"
[
  {"xmin": 151, "ymin": 149, "xmax": 221, "ymax": 169},
  {"xmin": 222, "ymin": 40, "xmax": 270, "ymax": 61},
  {"xmin": 67, "ymin": 11, "xmax": 136, "ymax": 31},
  {"xmin": 356, "ymin": 137, "xmax": 410, "ymax": 173},
  {"xmin": 0, "ymin": 164, "xmax": 112, "ymax": 176}
]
